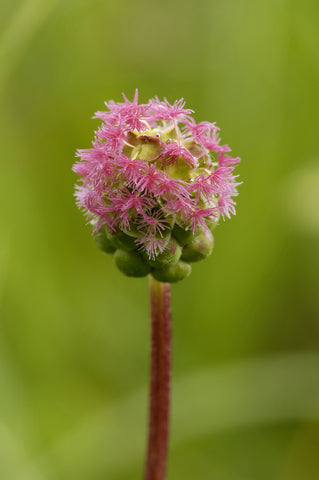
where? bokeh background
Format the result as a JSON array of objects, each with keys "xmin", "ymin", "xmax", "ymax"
[{"xmin": 1, "ymin": 0, "xmax": 319, "ymax": 478}]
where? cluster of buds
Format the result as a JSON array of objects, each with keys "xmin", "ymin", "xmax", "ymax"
[{"xmin": 73, "ymin": 91, "xmax": 241, "ymax": 283}]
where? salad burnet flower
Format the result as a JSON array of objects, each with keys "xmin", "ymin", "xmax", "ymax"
[{"xmin": 73, "ymin": 90, "xmax": 241, "ymax": 282}]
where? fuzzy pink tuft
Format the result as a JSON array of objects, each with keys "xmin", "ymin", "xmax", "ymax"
[{"xmin": 73, "ymin": 90, "xmax": 241, "ymax": 258}]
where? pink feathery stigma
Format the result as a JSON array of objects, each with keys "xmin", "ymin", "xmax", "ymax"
[
  {"xmin": 187, "ymin": 205, "xmax": 218, "ymax": 234},
  {"xmin": 73, "ymin": 90, "xmax": 241, "ymax": 260},
  {"xmin": 149, "ymin": 97, "xmax": 194, "ymax": 122},
  {"xmin": 136, "ymin": 235, "xmax": 168, "ymax": 261},
  {"xmin": 152, "ymin": 176, "xmax": 188, "ymax": 200},
  {"xmin": 138, "ymin": 210, "xmax": 170, "ymax": 237},
  {"xmin": 159, "ymin": 143, "xmax": 197, "ymax": 169},
  {"xmin": 135, "ymin": 164, "xmax": 165, "ymax": 194}
]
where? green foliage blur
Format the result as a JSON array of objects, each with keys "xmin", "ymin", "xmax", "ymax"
[{"xmin": 0, "ymin": 0, "xmax": 319, "ymax": 478}]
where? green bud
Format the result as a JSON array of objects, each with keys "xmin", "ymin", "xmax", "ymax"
[
  {"xmin": 181, "ymin": 229, "xmax": 214, "ymax": 263},
  {"xmin": 172, "ymin": 224, "xmax": 196, "ymax": 246},
  {"xmin": 93, "ymin": 231, "xmax": 116, "ymax": 254},
  {"xmin": 152, "ymin": 261, "xmax": 191, "ymax": 283},
  {"xmin": 164, "ymin": 214, "xmax": 175, "ymax": 230},
  {"xmin": 143, "ymin": 238, "xmax": 182, "ymax": 268},
  {"xmin": 122, "ymin": 221, "xmax": 142, "ymax": 238},
  {"xmin": 207, "ymin": 214, "xmax": 220, "ymax": 233},
  {"xmin": 114, "ymin": 249, "xmax": 151, "ymax": 277},
  {"xmin": 106, "ymin": 229, "xmax": 137, "ymax": 251}
]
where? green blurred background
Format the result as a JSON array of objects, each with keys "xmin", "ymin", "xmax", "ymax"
[{"xmin": 1, "ymin": 0, "xmax": 319, "ymax": 478}]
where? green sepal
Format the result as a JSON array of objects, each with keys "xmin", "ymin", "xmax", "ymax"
[
  {"xmin": 143, "ymin": 238, "xmax": 182, "ymax": 268},
  {"xmin": 113, "ymin": 249, "xmax": 151, "ymax": 277},
  {"xmin": 93, "ymin": 231, "xmax": 116, "ymax": 254},
  {"xmin": 166, "ymin": 157, "xmax": 193, "ymax": 181},
  {"xmin": 181, "ymin": 229, "xmax": 214, "ymax": 263},
  {"xmin": 138, "ymin": 140, "xmax": 162, "ymax": 160},
  {"xmin": 152, "ymin": 261, "xmax": 191, "ymax": 283}
]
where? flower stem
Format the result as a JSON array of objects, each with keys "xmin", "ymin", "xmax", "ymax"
[{"xmin": 144, "ymin": 275, "xmax": 172, "ymax": 480}]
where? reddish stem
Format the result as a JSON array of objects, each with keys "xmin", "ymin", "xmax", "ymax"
[{"xmin": 144, "ymin": 276, "xmax": 172, "ymax": 480}]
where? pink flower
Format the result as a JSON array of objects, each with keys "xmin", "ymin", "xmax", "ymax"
[
  {"xmin": 187, "ymin": 174, "xmax": 217, "ymax": 202},
  {"xmin": 95, "ymin": 89, "xmax": 149, "ymax": 132},
  {"xmin": 186, "ymin": 205, "xmax": 218, "ymax": 234},
  {"xmin": 73, "ymin": 90, "xmax": 241, "ymax": 263},
  {"xmin": 159, "ymin": 143, "xmax": 197, "ymax": 169},
  {"xmin": 152, "ymin": 175, "xmax": 188, "ymax": 200},
  {"xmin": 149, "ymin": 97, "xmax": 193, "ymax": 123},
  {"xmin": 136, "ymin": 235, "xmax": 168, "ymax": 261},
  {"xmin": 138, "ymin": 210, "xmax": 170, "ymax": 237},
  {"xmin": 134, "ymin": 164, "xmax": 165, "ymax": 194}
]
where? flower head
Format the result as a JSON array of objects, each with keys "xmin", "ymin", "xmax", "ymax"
[{"xmin": 73, "ymin": 90, "xmax": 241, "ymax": 282}]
